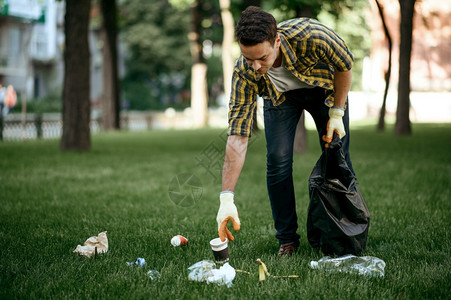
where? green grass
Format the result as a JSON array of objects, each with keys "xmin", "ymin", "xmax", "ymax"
[{"xmin": 1, "ymin": 124, "xmax": 450, "ymax": 299}]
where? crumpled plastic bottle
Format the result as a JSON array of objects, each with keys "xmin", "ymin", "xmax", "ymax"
[
  {"xmin": 147, "ymin": 270, "xmax": 161, "ymax": 281},
  {"xmin": 126, "ymin": 257, "xmax": 146, "ymax": 268},
  {"xmin": 310, "ymin": 254, "xmax": 385, "ymax": 277}
]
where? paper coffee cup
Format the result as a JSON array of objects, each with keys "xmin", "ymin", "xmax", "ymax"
[{"xmin": 210, "ymin": 237, "xmax": 229, "ymax": 264}]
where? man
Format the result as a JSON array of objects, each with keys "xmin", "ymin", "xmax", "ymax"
[
  {"xmin": 0, "ymin": 85, "xmax": 4, "ymax": 116},
  {"xmin": 216, "ymin": 6, "xmax": 356, "ymax": 256}
]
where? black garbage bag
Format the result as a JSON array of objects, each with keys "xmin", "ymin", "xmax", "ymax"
[{"xmin": 307, "ymin": 134, "xmax": 370, "ymax": 256}]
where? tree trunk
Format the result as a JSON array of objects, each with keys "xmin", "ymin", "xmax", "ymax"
[
  {"xmin": 293, "ymin": 112, "xmax": 307, "ymax": 154},
  {"xmin": 189, "ymin": 0, "xmax": 208, "ymax": 128},
  {"xmin": 252, "ymin": 108, "xmax": 259, "ymax": 132},
  {"xmin": 375, "ymin": 0, "xmax": 392, "ymax": 132},
  {"xmin": 395, "ymin": 0, "xmax": 415, "ymax": 136},
  {"xmin": 191, "ymin": 63, "xmax": 208, "ymax": 127},
  {"xmin": 293, "ymin": 5, "xmax": 314, "ymax": 154},
  {"xmin": 219, "ymin": 0, "xmax": 234, "ymax": 99},
  {"xmin": 100, "ymin": 0, "xmax": 120, "ymax": 130},
  {"xmin": 60, "ymin": 0, "xmax": 91, "ymax": 151},
  {"xmin": 239, "ymin": 0, "xmax": 262, "ymax": 133},
  {"xmin": 0, "ymin": 104, "xmax": 3, "ymax": 141},
  {"xmin": 296, "ymin": 6, "xmax": 313, "ymax": 17}
]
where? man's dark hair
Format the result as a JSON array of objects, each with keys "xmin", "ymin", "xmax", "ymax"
[{"xmin": 235, "ymin": 6, "xmax": 277, "ymax": 46}]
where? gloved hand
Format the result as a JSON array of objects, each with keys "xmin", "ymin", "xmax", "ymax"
[
  {"xmin": 323, "ymin": 106, "xmax": 346, "ymax": 144},
  {"xmin": 216, "ymin": 192, "xmax": 241, "ymax": 242}
]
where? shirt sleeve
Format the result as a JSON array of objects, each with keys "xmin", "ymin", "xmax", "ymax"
[
  {"xmin": 227, "ymin": 71, "xmax": 257, "ymax": 137},
  {"xmin": 311, "ymin": 22, "xmax": 354, "ymax": 72}
]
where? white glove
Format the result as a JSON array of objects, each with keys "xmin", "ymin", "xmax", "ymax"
[
  {"xmin": 216, "ymin": 192, "xmax": 241, "ymax": 242},
  {"xmin": 326, "ymin": 106, "xmax": 346, "ymax": 141}
]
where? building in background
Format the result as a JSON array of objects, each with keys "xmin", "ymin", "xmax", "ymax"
[
  {"xmin": 367, "ymin": 0, "xmax": 451, "ymax": 92},
  {"xmin": 0, "ymin": 0, "xmax": 60, "ymax": 100},
  {"xmin": 0, "ymin": 0, "xmax": 104, "ymax": 104}
]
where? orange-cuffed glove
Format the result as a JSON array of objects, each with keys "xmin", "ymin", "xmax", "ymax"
[
  {"xmin": 322, "ymin": 106, "xmax": 346, "ymax": 145},
  {"xmin": 216, "ymin": 192, "xmax": 241, "ymax": 242}
]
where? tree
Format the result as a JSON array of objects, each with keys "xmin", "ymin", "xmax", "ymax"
[
  {"xmin": 190, "ymin": 0, "xmax": 208, "ymax": 128},
  {"xmin": 234, "ymin": 0, "xmax": 263, "ymax": 134},
  {"xmin": 121, "ymin": 0, "xmax": 191, "ymax": 110},
  {"xmin": 60, "ymin": 0, "xmax": 91, "ymax": 151},
  {"xmin": 219, "ymin": 0, "xmax": 234, "ymax": 99},
  {"xmin": 375, "ymin": 0, "xmax": 392, "ymax": 131},
  {"xmin": 100, "ymin": 0, "xmax": 121, "ymax": 130},
  {"xmin": 275, "ymin": 0, "xmax": 323, "ymax": 18},
  {"xmin": 395, "ymin": 0, "xmax": 415, "ymax": 135}
]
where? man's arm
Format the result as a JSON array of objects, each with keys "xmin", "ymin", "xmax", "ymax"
[
  {"xmin": 216, "ymin": 135, "xmax": 248, "ymax": 241},
  {"xmin": 218, "ymin": 66, "xmax": 253, "ymax": 241},
  {"xmin": 222, "ymin": 135, "xmax": 249, "ymax": 191},
  {"xmin": 325, "ymin": 69, "xmax": 352, "ymax": 142},
  {"xmin": 333, "ymin": 69, "xmax": 352, "ymax": 108}
]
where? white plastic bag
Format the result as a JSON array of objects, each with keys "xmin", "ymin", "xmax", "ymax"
[{"xmin": 188, "ymin": 260, "xmax": 236, "ymax": 287}]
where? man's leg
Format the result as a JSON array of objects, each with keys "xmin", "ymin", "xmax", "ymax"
[{"xmin": 263, "ymin": 97, "xmax": 302, "ymax": 245}]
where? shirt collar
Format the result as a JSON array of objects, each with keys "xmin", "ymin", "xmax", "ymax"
[{"xmin": 278, "ymin": 34, "xmax": 297, "ymax": 68}]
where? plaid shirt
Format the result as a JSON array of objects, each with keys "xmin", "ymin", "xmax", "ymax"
[{"xmin": 228, "ymin": 18, "xmax": 354, "ymax": 137}]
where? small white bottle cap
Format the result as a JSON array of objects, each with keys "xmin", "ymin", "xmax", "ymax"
[{"xmin": 171, "ymin": 236, "xmax": 181, "ymax": 246}]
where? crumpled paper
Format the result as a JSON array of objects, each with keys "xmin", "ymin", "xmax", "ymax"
[
  {"xmin": 188, "ymin": 260, "xmax": 236, "ymax": 288},
  {"xmin": 73, "ymin": 231, "xmax": 108, "ymax": 258}
]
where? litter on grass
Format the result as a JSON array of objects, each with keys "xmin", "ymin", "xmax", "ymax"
[
  {"xmin": 171, "ymin": 235, "xmax": 188, "ymax": 247},
  {"xmin": 126, "ymin": 257, "xmax": 146, "ymax": 268},
  {"xmin": 127, "ymin": 257, "xmax": 160, "ymax": 281},
  {"xmin": 188, "ymin": 260, "xmax": 236, "ymax": 288},
  {"xmin": 147, "ymin": 270, "xmax": 161, "ymax": 281},
  {"xmin": 256, "ymin": 259, "xmax": 301, "ymax": 282},
  {"xmin": 187, "ymin": 259, "xmax": 300, "ymax": 286},
  {"xmin": 310, "ymin": 255, "xmax": 386, "ymax": 277},
  {"xmin": 73, "ymin": 231, "xmax": 108, "ymax": 258}
]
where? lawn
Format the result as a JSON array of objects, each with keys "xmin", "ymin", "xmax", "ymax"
[{"xmin": 0, "ymin": 124, "xmax": 450, "ymax": 299}]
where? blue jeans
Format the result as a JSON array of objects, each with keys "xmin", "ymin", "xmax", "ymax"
[{"xmin": 263, "ymin": 87, "xmax": 354, "ymax": 245}]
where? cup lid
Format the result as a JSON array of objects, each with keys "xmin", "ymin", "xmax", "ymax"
[{"xmin": 210, "ymin": 237, "xmax": 228, "ymax": 251}]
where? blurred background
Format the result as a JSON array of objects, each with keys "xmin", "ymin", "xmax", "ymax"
[{"xmin": 0, "ymin": 0, "xmax": 449, "ymax": 143}]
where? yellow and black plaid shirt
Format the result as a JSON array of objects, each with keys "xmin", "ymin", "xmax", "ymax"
[{"xmin": 228, "ymin": 18, "xmax": 354, "ymax": 137}]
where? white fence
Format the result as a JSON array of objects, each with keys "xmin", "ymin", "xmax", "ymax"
[
  {"xmin": 0, "ymin": 108, "xmax": 230, "ymax": 141},
  {"xmin": 1, "ymin": 92, "xmax": 449, "ymax": 141}
]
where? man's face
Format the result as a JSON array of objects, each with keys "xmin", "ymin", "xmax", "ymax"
[{"xmin": 239, "ymin": 34, "xmax": 281, "ymax": 74}]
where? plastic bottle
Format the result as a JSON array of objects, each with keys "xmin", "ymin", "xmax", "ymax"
[
  {"xmin": 147, "ymin": 270, "xmax": 161, "ymax": 281},
  {"xmin": 310, "ymin": 254, "xmax": 385, "ymax": 277},
  {"xmin": 126, "ymin": 257, "xmax": 146, "ymax": 268}
]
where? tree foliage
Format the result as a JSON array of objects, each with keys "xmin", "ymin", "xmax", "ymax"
[
  {"xmin": 119, "ymin": 0, "xmax": 190, "ymax": 110},
  {"xmin": 119, "ymin": 0, "xmax": 224, "ymax": 110},
  {"xmin": 121, "ymin": 1, "xmax": 191, "ymax": 75},
  {"xmin": 118, "ymin": 0, "xmax": 370, "ymax": 111},
  {"xmin": 317, "ymin": 0, "xmax": 371, "ymax": 90}
]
